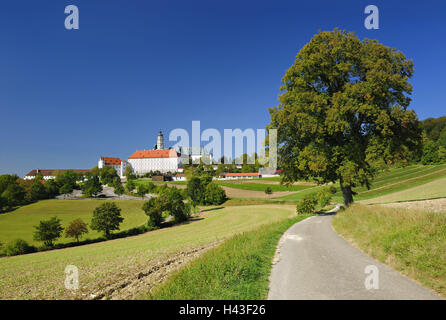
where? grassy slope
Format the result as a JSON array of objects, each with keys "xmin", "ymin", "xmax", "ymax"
[
  {"xmin": 332, "ymin": 204, "xmax": 446, "ymax": 297},
  {"xmin": 276, "ymin": 164, "xmax": 446, "ymax": 202},
  {"xmin": 0, "ymin": 205, "xmax": 294, "ymax": 299},
  {"xmin": 146, "ymin": 214, "xmax": 310, "ymax": 300},
  {"xmin": 217, "ymin": 182, "xmax": 313, "ymax": 192},
  {"xmin": 361, "ymin": 176, "xmax": 446, "ymax": 204},
  {"xmin": 0, "ymin": 199, "xmax": 148, "ymax": 245}
]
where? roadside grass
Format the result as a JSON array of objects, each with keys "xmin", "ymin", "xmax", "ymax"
[
  {"xmin": 0, "ymin": 199, "xmax": 148, "ymax": 246},
  {"xmin": 145, "ymin": 214, "xmax": 311, "ymax": 300},
  {"xmin": 0, "ymin": 205, "xmax": 295, "ymax": 299},
  {"xmin": 332, "ymin": 204, "xmax": 446, "ymax": 297}
]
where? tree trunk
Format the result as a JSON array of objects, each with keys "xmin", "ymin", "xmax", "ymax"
[{"xmin": 339, "ymin": 176, "xmax": 354, "ymax": 207}]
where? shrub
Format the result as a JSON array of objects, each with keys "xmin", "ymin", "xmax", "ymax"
[
  {"xmin": 264, "ymin": 186, "xmax": 273, "ymax": 195},
  {"xmin": 5, "ymin": 239, "xmax": 36, "ymax": 256},
  {"xmin": 65, "ymin": 218, "xmax": 89, "ymax": 242},
  {"xmin": 90, "ymin": 202, "xmax": 124, "ymax": 238},
  {"xmin": 296, "ymin": 193, "xmax": 318, "ymax": 214},
  {"xmin": 166, "ymin": 188, "xmax": 191, "ymax": 223},
  {"xmin": 186, "ymin": 176, "xmax": 205, "ymax": 205},
  {"xmin": 33, "ymin": 216, "xmax": 64, "ymax": 247},
  {"xmin": 204, "ymin": 183, "xmax": 227, "ymax": 205}
]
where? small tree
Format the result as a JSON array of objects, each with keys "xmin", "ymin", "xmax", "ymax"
[
  {"xmin": 65, "ymin": 218, "xmax": 89, "ymax": 242},
  {"xmin": 166, "ymin": 188, "xmax": 190, "ymax": 222},
  {"xmin": 29, "ymin": 180, "xmax": 48, "ymax": 201},
  {"xmin": 33, "ymin": 217, "xmax": 64, "ymax": 247},
  {"xmin": 264, "ymin": 186, "xmax": 273, "ymax": 195},
  {"xmin": 5, "ymin": 239, "xmax": 35, "ymax": 256},
  {"xmin": 90, "ymin": 202, "xmax": 124, "ymax": 238}
]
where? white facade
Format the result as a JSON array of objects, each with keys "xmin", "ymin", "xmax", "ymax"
[{"xmin": 128, "ymin": 157, "xmax": 182, "ymax": 174}]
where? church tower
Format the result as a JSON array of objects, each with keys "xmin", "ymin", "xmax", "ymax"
[{"xmin": 157, "ymin": 130, "xmax": 164, "ymax": 150}]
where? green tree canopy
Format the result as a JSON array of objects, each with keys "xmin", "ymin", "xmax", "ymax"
[
  {"xmin": 268, "ymin": 29, "xmax": 422, "ymax": 205},
  {"xmin": 33, "ymin": 216, "xmax": 64, "ymax": 247},
  {"xmin": 90, "ymin": 202, "xmax": 123, "ymax": 238}
]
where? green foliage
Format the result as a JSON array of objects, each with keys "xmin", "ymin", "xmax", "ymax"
[
  {"xmin": 65, "ymin": 218, "xmax": 89, "ymax": 242},
  {"xmin": 316, "ymin": 187, "xmax": 333, "ymax": 207},
  {"xmin": 113, "ymin": 180, "xmax": 124, "ymax": 197},
  {"xmin": 99, "ymin": 166, "xmax": 120, "ymax": 186},
  {"xmin": 29, "ymin": 181, "xmax": 47, "ymax": 201},
  {"xmin": 33, "ymin": 217, "xmax": 64, "ymax": 247},
  {"xmin": 186, "ymin": 176, "xmax": 205, "ymax": 205},
  {"xmin": 268, "ymin": 29, "xmax": 422, "ymax": 206},
  {"xmin": 421, "ymin": 140, "xmax": 441, "ymax": 164},
  {"xmin": 264, "ymin": 186, "xmax": 273, "ymax": 194},
  {"xmin": 420, "ymin": 116, "xmax": 446, "ymax": 142},
  {"xmin": 166, "ymin": 188, "xmax": 190, "ymax": 223},
  {"xmin": 59, "ymin": 183, "xmax": 74, "ymax": 195},
  {"xmin": 142, "ymin": 197, "xmax": 165, "ymax": 228},
  {"xmin": 136, "ymin": 184, "xmax": 148, "ymax": 198},
  {"xmin": 55, "ymin": 170, "xmax": 80, "ymax": 191},
  {"xmin": 204, "ymin": 183, "xmax": 227, "ymax": 205},
  {"xmin": 81, "ymin": 174, "xmax": 103, "ymax": 197},
  {"xmin": 296, "ymin": 193, "xmax": 318, "ymax": 214},
  {"xmin": 5, "ymin": 239, "xmax": 35, "ymax": 256},
  {"xmin": 90, "ymin": 202, "xmax": 124, "ymax": 238},
  {"xmin": 125, "ymin": 179, "xmax": 136, "ymax": 193},
  {"xmin": 1, "ymin": 183, "xmax": 26, "ymax": 208}
]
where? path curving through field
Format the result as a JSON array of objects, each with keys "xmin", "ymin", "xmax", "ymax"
[{"xmin": 268, "ymin": 206, "xmax": 442, "ymax": 300}]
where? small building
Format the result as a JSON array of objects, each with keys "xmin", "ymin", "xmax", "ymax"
[
  {"xmin": 223, "ymin": 172, "xmax": 262, "ymax": 180},
  {"xmin": 98, "ymin": 156, "xmax": 129, "ymax": 178},
  {"xmin": 24, "ymin": 169, "xmax": 92, "ymax": 180},
  {"xmin": 173, "ymin": 173, "xmax": 186, "ymax": 181}
]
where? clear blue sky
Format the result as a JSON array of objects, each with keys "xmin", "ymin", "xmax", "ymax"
[{"xmin": 1, "ymin": 0, "xmax": 445, "ymax": 176}]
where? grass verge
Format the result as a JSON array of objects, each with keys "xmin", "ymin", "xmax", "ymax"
[
  {"xmin": 332, "ymin": 204, "xmax": 446, "ymax": 297},
  {"xmin": 145, "ymin": 214, "xmax": 310, "ymax": 300}
]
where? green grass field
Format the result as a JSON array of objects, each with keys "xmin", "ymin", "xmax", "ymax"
[
  {"xmin": 217, "ymin": 182, "xmax": 313, "ymax": 192},
  {"xmin": 0, "ymin": 199, "xmax": 148, "ymax": 246},
  {"xmin": 332, "ymin": 204, "xmax": 446, "ymax": 298},
  {"xmin": 0, "ymin": 205, "xmax": 295, "ymax": 299},
  {"xmin": 276, "ymin": 164, "xmax": 446, "ymax": 202},
  {"xmin": 146, "ymin": 214, "xmax": 310, "ymax": 300}
]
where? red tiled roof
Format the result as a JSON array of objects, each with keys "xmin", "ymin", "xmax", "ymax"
[
  {"xmin": 25, "ymin": 169, "xmax": 92, "ymax": 177},
  {"xmin": 128, "ymin": 149, "xmax": 179, "ymax": 159},
  {"xmin": 101, "ymin": 157, "xmax": 121, "ymax": 165},
  {"xmin": 225, "ymin": 172, "xmax": 260, "ymax": 177}
]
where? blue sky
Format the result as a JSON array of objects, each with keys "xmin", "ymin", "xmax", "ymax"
[{"xmin": 1, "ymin": 0, "xmax": 445, "ymax": 176}]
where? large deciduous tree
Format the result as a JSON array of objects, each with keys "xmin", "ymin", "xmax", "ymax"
[{"xmin": 268, "ymin": 29, "xmax": 422, "ymax": 206}]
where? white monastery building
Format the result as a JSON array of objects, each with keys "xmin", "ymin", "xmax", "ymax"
[
  {"xmin": 127, "ymin": 130, "xmax": 186, "ymax": 174},
  {"xmin": 98, "ymin": 156, "xmax": 128, "ymax": 177}
]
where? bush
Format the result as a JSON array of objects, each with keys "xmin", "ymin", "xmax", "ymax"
[
  {"xmin": 204, "ymin": 183, "xmax": 227, "ymax": 205},
  {"xmin": 5, "ymin": 239, "xmax": 36, "ymax": 256},
  {"xmin": 186, "ymin": 176, "xmax": 205, "ymax": 205},
  {"xmin": 296, "ymin": 193, "xmax": 318, "ymax": 214},
  {"xmin": 166, "ymin": 188, "xmax": 191, "ymax": 223},
  {"xmin": 136, "ymin": 184, "xmax": 148, "ymax": 198},
  {"xmin": 264, "ymin": 186, "xmax": 273, "ymax": 195},
  {"xmin": 125, "ymin": 179, "xmax": 136, "ymax": 193}
]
